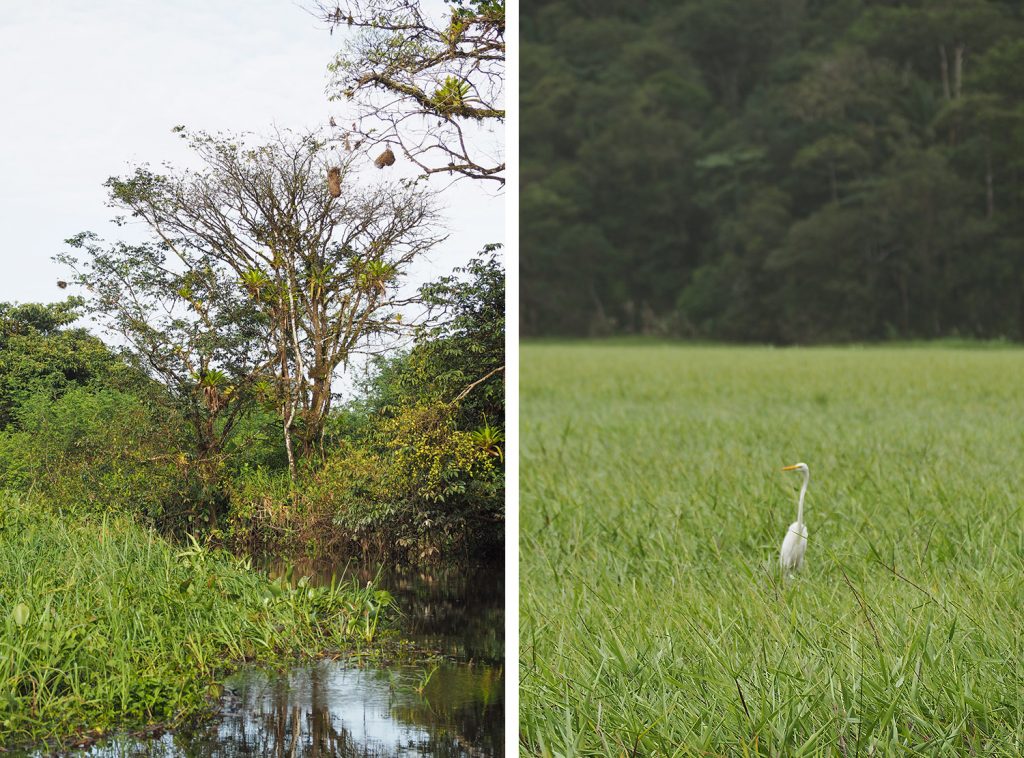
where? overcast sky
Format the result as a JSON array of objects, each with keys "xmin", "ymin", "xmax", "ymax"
[{"xmin": 0, "ymin": 0, "xmax": 503, "ymax": 310}]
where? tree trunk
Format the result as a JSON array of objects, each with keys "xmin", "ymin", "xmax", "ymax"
[
  {"xmin": 953, "ymin": 44, "xmax": 964, "ymax": 100},
  {"xmin": 283, "ymin": 399, "xmax": 297, "ymax": 483},
  {"xmin": 939, "ymin": 45, "xmax": 951, "ymax": 101},
  {"xmin": 985, "ymin": 150, "xmax": 994, "ymax": 220}
]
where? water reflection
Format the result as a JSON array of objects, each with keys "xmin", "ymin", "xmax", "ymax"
[
  {"xmin": 261, "ymin": 560, "xmax": 504, "ymax": 665},
  {"xmin": 74, "ymin": 561, "xmax": 503, "ymax": 757}
]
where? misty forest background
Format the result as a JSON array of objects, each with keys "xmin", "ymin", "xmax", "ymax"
[{"xmin": 521, "ymin": 0, "xmax": 1024, "ymax": 342}]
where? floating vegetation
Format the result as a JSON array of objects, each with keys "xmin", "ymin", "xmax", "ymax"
[{"xmin": 0, "ymin": 495, "xmax": 394, "ymax": 750}]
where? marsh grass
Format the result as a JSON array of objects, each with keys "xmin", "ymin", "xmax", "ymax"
[
  {"xmin": 520, "ymin": 344, "xmax": 1024, "ymax": 756},
  {"xmin": 0, "ymin": 496, "xmax": 394, "ymax": 749}
]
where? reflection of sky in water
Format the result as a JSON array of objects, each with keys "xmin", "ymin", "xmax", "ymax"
[
  {"xmin": 72, "ymin": 659, "xmax": 503, "ymax": 757},
  {"xmin": 286, "ymin": 667, "xmax": 419, "ymax": 747},
  {"xmin": 221, "ymin": 664, "xmax": 439, "ymax": 752}
]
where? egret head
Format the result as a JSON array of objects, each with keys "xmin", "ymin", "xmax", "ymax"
[{"xmin": 782, "ymin": 462, "xmax": 809, "ymax": 474}]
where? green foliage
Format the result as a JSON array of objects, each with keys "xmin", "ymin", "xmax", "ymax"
[
  {"xmin": 430, "ymin": 75, "xmax": 472, "ymax": 114},
  {"xmin": 469, "ymin": 418, "xmax": 504, "ymax": 463},
  {"xmin": 0, "ymin": 494, "xmax": 393, "ymax": 748},
  {"xmin": 522, "ymin": 0, "xmax": 1024, "ymax": 341},
  {"xmin": 0, "ymin": 298, "xmax": 140, "ymax": 429},
  {"xmin": 359, "ymin": 247, "xmax": 505, "ymax": 427},
  {"xmin": 375, "ymin": 401, "xmax": 494, "ymax": 505},
  {"xmin": 60, "ymin": 231, "xmax": 270, "ymax": 479},
  {"xmin": 0, "ymin": 300, "xmax": 193, "ymax": 522},
  {"xmin": 0, "ymin": 388, "xmax": 188, "ymax": 522},
  {"xmin": 228, "ymin": 400, "xmax": 499, "ymax": 560},
  {"xmin": 444, "ymin": 0, "xmax": 503, "ymax": 20},
  {"xmin": 258, "ymin": 248, "xmax": 508, "ymax": 559},
  {"xmin": 521, "ymin": 342, "xmax": 1024, "ymax": 754}
]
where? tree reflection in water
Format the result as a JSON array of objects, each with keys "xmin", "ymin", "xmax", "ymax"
[{"xmin": 170, "ymin": 660, "xmax": 503, "ymax": 757}]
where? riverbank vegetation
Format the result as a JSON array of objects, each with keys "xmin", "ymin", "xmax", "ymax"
[
  {"xmin": 0, "ymin": 132, "xmax": 504, "ymax": 562},
  {"xmin": 0, "ymin": 494, "xmax": 395, "ymax": 749},
  {"xmin": 35, "ymin": 128, "xmax": 503, "ymax": 561},
  {"xmin": 0, "ymin": 258, "xmax": 503, "ymax": 562},
  {"xmin": 520, "ymin": 343, "xmax": 1024, "ymax": 754},
  {"xmin": 0, "ymin": 242, "xmax": 504, "ymax": 741}
]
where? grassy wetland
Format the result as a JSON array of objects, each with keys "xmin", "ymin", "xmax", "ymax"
[{"xmin": 520, "ymin": 343, "xmax": 1024, "ymax": 755}]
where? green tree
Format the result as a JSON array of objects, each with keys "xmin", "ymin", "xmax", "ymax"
[
  {"xmin": 356, "ymin": 247, "xmax": 504, "ymax": 429},
  {"xmin": 101, "ymin": 128, "xmax": 442, "ymax": 476},
  {"xmin": 59, "ymin": 235, "xmax": 271, "ymax": 525},
  {"xmin": 0, "ymin": 298, "xmax": 142, "ymax": 428}
]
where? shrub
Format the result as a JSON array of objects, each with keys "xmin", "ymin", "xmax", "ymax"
[
  {"xmin": 225, "ymin": 402, "xmax": 502, "ymax": 560},
  {"xmin": 0, "ymin": 387, "xmax": 189, "ymax": 522}
]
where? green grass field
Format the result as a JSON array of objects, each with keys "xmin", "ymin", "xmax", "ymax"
[{"xmin": 520, "ymin": 343, "xmax": 1024, "ymax": 756}]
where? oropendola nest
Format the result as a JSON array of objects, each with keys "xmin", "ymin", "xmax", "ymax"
[
  {"xmin": 374, "ymin": 147, "xmax": 396, "ymax": 169},
  {"xmin": 327, "ymin": 167, "xmax": 342, "ymax": 197}
]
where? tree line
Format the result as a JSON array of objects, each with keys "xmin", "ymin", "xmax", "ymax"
[{"xmin": 521, "ymin": 0, "xmax": 1024, "ymax": 342}]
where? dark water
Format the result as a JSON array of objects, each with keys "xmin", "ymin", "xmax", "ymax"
[{"xmin": 72, "ymin": 561, "xmax": 504, "ymax": 757}]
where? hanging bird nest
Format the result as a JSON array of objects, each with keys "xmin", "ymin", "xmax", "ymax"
[
  {"xmin": 56, "ymin": 280, "xmax": 68, "ymax": 289},
  {"xmin": 327, "ymin": 167, "xmax": 342, "ymax": 197},
  {"xmin": 374, "ymin": 147, "xmax": 396, "ymax": 169}
]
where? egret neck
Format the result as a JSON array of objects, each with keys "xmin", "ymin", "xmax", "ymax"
[{"xmin": 796, "ymin": 467, "xmax": 809, "ymax": 527}]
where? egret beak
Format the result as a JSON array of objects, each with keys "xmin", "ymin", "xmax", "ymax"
[{"xmin": 781, "ymin": 464, "xmax": 801, "ymax": 471}]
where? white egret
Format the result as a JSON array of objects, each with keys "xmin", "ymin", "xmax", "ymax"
[{"xmin": 779, "ymin": 462, "xmax": 809, "ymax": 572}]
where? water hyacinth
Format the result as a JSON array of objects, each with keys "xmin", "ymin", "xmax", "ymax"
[{"xmin": 0, "ymin": 495, "xmax": 394, "ymax": 749}]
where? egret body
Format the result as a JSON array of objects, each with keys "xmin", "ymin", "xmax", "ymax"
[{"xmin": 779, "ymin": 462, "xmax": 809, "ymax": 572}]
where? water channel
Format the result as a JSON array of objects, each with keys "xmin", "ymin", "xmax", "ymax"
[{"xmin": 65, "ymin": 560, "xmax": 504, "ymax": 757}]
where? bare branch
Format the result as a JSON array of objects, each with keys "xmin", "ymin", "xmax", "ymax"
[{"xmin": 313, "ymin": 0, "xmax": 505, "ymax": 185}]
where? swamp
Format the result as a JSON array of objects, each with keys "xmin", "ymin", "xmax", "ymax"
[{"xmin": 0, "ymin": 21, "xmax": 506, "ymax": 744}]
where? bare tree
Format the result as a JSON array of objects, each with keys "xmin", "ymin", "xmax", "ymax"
[
  {"xmin": 105, "ymin": 128, "xmax": 443, "ymax": 478},
  {"xmin": 313, "ymin": 0, "xmax": 505, "ymax": 185}
]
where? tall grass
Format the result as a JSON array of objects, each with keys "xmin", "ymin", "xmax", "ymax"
[
  {"xmin": 0, "ymin": 496, "xmax": 394, "ymax": 749},
  {"xmin": 520, "ymin": 344, "xmax": 1024, "ymax": 755}
]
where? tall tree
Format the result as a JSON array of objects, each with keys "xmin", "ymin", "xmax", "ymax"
[
  {"xmin": 59, "ymin": 234, "xmax": 269, "ymax": 507},
  {"xmin": 101, "ymin": 128, "xmax": 442, "ymax": 476}
]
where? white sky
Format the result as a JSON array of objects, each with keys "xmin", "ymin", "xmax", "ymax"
[{"xmin": 0, "ymin": 0, "xmax": 504, "ymax": 309}]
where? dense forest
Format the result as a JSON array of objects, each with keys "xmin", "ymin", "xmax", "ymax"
[{"xmin": 521, "ymin": 0, "xmax": 1024, "ymax": 342}]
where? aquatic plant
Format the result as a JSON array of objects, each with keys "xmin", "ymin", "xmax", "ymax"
[{"xmin": 0, "ymin": 494, "xmax": 393, "ymax": 749}]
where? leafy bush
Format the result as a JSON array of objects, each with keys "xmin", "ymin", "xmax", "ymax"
[
  {"xmin": 0, "ymin": 387, "xmax": 189, "ymax": 522},
  {"xmin": 227, "ymin": 401, "xmax": 501, "ymax": 559},
  {"xmin": 0, "ymin": 298, "xmax": 145, "ymax": 429}
]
